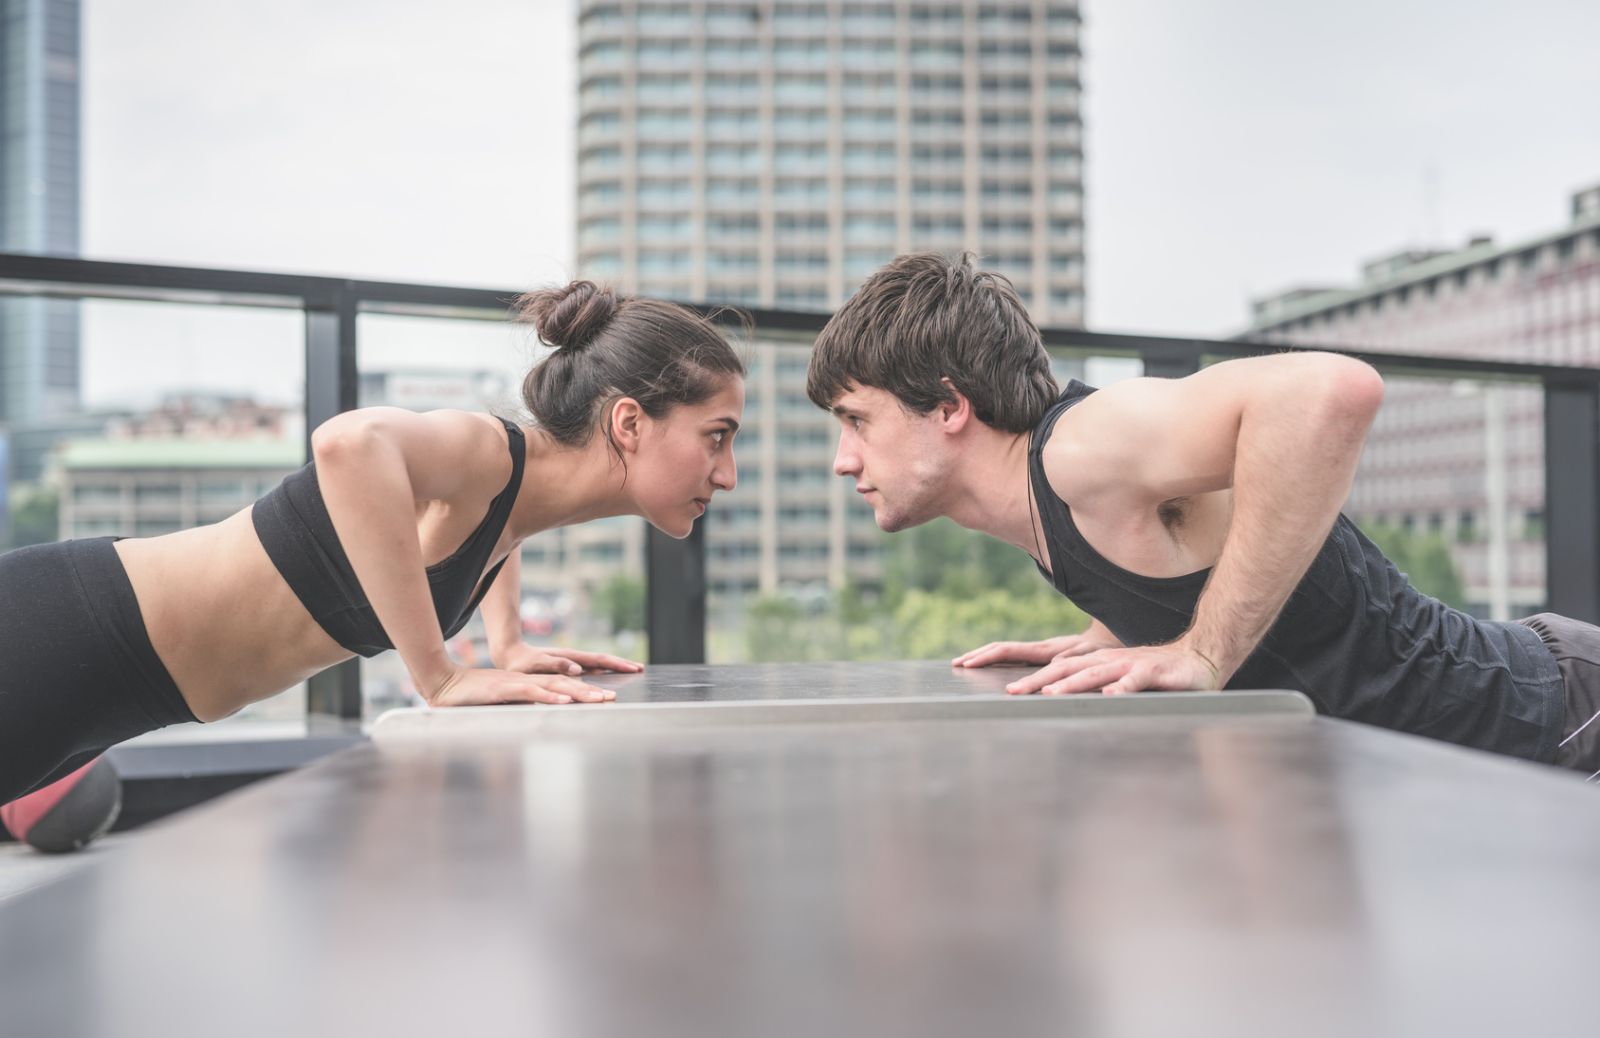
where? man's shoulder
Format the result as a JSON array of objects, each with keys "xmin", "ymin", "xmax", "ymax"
[{"xmin": 1037, "ymin": 379, "xmax": 1152, "ymax": 504}]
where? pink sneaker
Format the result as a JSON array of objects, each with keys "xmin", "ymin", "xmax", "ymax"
[{"xmin": 1, "ymin": 757, "xmax": 123, "ymax": 854}]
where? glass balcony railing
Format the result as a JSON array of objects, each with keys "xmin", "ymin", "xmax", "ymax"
[{"xmin": 6, "ymin": 252, "xmax": 1600, "ymax": 729}]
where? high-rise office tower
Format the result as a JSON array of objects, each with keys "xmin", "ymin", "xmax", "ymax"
[
  {"xmin": 574, "ymin": 0, "xmax": 1085, "ymax": 323},
  {"xmin": 0, "ymin": 0, "xmax": 83, "ymax": 482},
  {"xmin": 544, "ymin": 2, "xmax": 1086, "ymax": 629}
]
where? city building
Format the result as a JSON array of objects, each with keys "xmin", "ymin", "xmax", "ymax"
[
  {"xmin": 0, "ymin": 0, "xmax": 84, "ymax": 484},
  {"xmin": 566, "ymin": 0, "xmax": 1086, "ymax": 619},
  {"xmin": 52, "ymin": 394, "xmax": 301, "ymax": 540},
  {"xmin": 1247, "ymin": 181, "xmax": 1600, "ymax": 617},
  {"xmin": 576, "ymin": 0, "xmax": 1084, "ymax": 324}
]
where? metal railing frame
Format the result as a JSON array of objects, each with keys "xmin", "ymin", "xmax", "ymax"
[{"xmin": 6, "ymin": 251, "xmax": 1600, "ymax": 723}]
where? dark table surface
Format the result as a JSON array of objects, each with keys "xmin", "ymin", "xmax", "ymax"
[{"xmin": 3, "ymin": 662, "xmax": 1596, "ymax": 1038}]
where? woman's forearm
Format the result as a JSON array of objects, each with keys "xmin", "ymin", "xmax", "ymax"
[{"xmin": 483, "ymin": 551, "xmax": 525, "ymax": 668}]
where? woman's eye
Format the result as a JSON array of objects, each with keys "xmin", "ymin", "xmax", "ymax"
[{"xmin": 711, "ymin": 430, "xmax": 726, "ymax": 446}]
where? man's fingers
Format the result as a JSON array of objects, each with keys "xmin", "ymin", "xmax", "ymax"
[
  {"xmin": 1004, "ymin": 656, "xmax": 1085, "ymax": 695},
  {"xmin": 1045, "ymin": 661, "xmax": 1134, "ymax": 696},
  {"xmin": 953, "ymin": 642, "xmax": 1008, "ymax": 666}
]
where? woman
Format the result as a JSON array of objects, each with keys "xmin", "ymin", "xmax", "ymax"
[{"xmin": 0, "ymin": 281, "xmax": 745, "ymax": 805}]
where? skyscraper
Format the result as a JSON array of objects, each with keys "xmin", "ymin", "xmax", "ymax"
[
  {"xmin": 574, "ymin": 0, "xmax": 1085, "ymax": 323},
  {"xmin": 531, "ymin": 3, "xmax": 1088, "ymax": 645},
  {"xmin": 0, "ymin": 0, "xmax": 83, "ymax": 481}
]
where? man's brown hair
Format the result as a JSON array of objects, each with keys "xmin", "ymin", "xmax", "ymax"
[{"xmin": 805, "ymin": 252, "xmax": 1058, "ymax": 433}]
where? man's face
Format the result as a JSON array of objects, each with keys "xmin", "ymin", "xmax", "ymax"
[{"xmin": 829, "ymin": 385, "xmax": 950, "ymax": 532}]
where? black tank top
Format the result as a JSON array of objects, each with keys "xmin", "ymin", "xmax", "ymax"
[
  {"xmin": 1029, "ymin": 381, "xmax": 1564, "ymax": 762},
  {"xmin": 251, "ymin": 419, "xmax": 525, "ymax": 658}
]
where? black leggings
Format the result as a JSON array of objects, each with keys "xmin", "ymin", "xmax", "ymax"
[{"xmin": 0, "ymin": 538, "xmax": 197, "ymax": 805}]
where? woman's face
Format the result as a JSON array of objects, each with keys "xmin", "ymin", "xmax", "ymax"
[{"xmin": 629, "ymin": 377, "xmax": 744, "ymax": 538}]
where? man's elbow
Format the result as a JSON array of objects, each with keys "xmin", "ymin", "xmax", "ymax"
[{"xmin": 1310, "ymin": 353, "xmax": 1384, "ymax": 425}]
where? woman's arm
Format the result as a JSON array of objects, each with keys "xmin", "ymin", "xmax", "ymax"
[
  {"xmin": 312, "ymin": 408, "xmax": 611, "ymax": 705},
  {"xmin": 482, "ymin": 550, "xmax": 528, "ymax": 668},
  {"xmin": 483, "ymin": 551, "xmax": 644, "ymax": 677}
]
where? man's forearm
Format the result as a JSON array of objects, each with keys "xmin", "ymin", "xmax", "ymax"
[{"xmin": 1179, "ymin": 367, "xmax": 1382, "ymax": 682}]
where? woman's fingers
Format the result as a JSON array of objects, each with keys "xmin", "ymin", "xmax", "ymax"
[
  {"xmin": 432, "ymin": 668, "xmax": 616, "ymax": 707},
  {"xmin": 523, "ymin": 674, "xmax": 614, "ymax": 703},
  {"xmin": 513, "ymin": 654, "xmax": 583, "ymax": 676},
  {"xmin": 548, "ymin": 649, "xmax": 644, "ymax": 673}
]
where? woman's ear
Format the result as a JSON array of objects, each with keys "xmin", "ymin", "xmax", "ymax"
[{"xmin": 609, "ymin": 396, "xmax": 645, "ymax": 453}]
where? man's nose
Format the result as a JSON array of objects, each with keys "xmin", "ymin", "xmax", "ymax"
[{"xmin": 833, "ymin": 437, "xmax": 859, "ymax": 477}]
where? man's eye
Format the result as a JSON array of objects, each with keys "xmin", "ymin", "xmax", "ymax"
[{"xmin": 711, "ymin": 430, "xmax": 726, "ymax": 446}]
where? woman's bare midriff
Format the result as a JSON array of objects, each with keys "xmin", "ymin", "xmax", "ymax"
[{"xmin": 112, "ymin": 509, "xmax": 354, "ymax": 722}]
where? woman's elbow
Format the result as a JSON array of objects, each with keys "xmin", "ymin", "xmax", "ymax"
[{"xmin": 310, "ymin": 414, "xmax": 384, "ymax": 467}]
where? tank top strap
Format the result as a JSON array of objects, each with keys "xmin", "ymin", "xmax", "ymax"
[{"xmin": 1027, "ymin": 381, "xmax": 1096, "ymax": 593}]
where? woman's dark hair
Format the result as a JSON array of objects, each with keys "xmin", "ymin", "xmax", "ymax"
[
  {"xmin": 517, "ymin": 281, "xmax": 746, "ymax": 458},
  {"xmin": 806, "ymin": 252, "xmax": 1058, "ymax": 433}
]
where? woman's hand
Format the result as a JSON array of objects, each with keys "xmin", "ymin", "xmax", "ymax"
[
  {"xmin": 422, "ymin": 664, "xmax": 616, "ymax": 707},
  {"xmin": 494, "ymin": 643, "xmax": 644, "ymax": 677}
]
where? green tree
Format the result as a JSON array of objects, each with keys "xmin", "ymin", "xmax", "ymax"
[
  {"xmin": 590, "ymin": 574, "xmax": 645, "ymax": 634},
  {"xmin": 1360, "ymin": 522, "xmax": 1467, "ymax": 609},
  {"xmin": 746, "ymin": 595, "xmax": 837, "ymax": 661},
  {"xmin": 5, "ymin": 485, "xmax": 59, "ymax": 550},
  {"xmin": 744, "ymin": 519, "xmax": 1089, "ymax": 663},
  {"xmin": 891, "ymin": 587, "xmax": 1088, "ymax": 659},
  {"xmin": 881, "ymin": 516, "xmax": 1043, "ymax": 605}
]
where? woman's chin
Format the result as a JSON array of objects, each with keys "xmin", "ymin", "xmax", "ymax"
[{"xmin": 648, "ymin": 516, "xmax": 696, "ymax": 540}]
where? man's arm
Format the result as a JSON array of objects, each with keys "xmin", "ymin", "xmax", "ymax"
[
  {"xmin": 1009, "ymin": 352, "xmax": 1383, "ymax": 695},
  {"xmin": 953, "ymin": 617, "xmax": 1123, "ymax": 669}
]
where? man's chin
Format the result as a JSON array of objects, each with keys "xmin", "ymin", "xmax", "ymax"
[{"xmin": 876, "ymin": 509, "xmax": 924, "ymax": 534}]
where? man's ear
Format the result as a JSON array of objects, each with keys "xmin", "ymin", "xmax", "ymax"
[
  {"xmin": 609, "ymin": 397, "xmax": 645, "ymax": 453},
  {"xmin": 936, "ymin": 377, "xmax": 973, "ymax": 434}
]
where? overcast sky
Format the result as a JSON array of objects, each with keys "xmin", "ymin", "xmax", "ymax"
[{"xmin": 77, "ymin": 0, "xmax": 1600, "ymax": 406}]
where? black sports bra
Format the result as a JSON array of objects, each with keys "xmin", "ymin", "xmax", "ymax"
[{"xmin": 251, "ymin": 419, "xmax": 525, "ymax": 657}]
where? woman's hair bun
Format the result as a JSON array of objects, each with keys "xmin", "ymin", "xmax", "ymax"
[{"xmin": 518, "ymin": 280, "xmax": 620, "ymax": 352}]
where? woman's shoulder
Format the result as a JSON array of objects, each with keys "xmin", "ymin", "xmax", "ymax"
[{"xmin": 317, "ymin": 407, "xmax": 518, "ymax": 499}]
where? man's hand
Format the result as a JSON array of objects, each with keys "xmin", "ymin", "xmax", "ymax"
[
  {"xmin": 495, "ymin": 643, "xmax": 643, "ymax": 677},
  {"xmin": 953, "ymin": 631, "xmax": 1120, "ymax": 669},
  {"xmin": 1000, "ymin": 642, "xmax": 1222, "ymax": 696}
]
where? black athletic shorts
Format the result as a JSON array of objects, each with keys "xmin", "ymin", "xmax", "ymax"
[
  {"xmin": 1519, "ymin": 612, "xmax": 1600, "ymax": 777},
  {"xmin": 0, "ymin": 537, "xmax": 197, "ymax": 805}
]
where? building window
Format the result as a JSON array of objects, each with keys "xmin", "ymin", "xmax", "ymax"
[{"xmin": 585, "ymin": 253, "xmax": 622, "ymax": 277}]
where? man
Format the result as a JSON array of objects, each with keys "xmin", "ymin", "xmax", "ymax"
[{"xmin": 807, "ymin": 252, "xmax": 1600, "ymax": 774}]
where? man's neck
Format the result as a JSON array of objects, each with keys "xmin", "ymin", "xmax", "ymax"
[{"xmin": 940, "ymin": 430, "xmax": 1047, "ymax": 565}]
